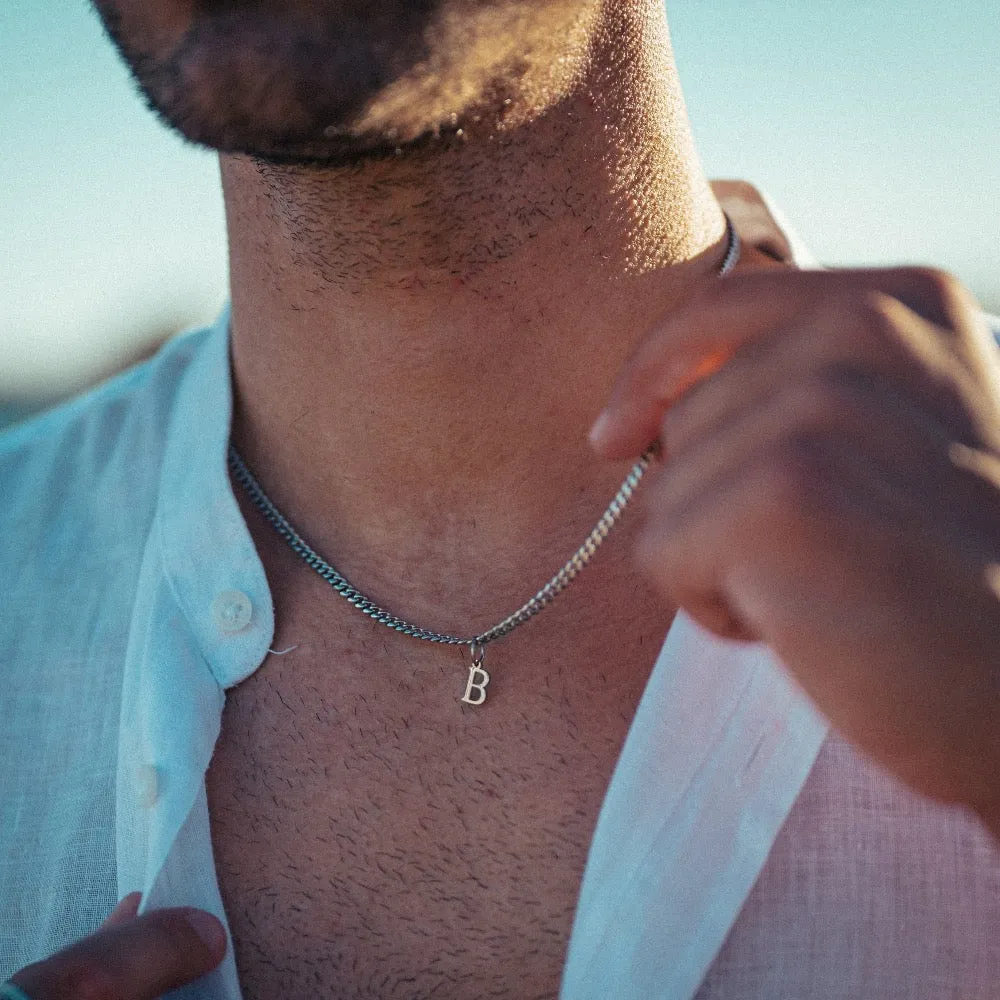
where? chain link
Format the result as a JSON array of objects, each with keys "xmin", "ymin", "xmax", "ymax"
[
  {"xmin": 228, "ymin": 211, "xmax": 740, "ymax": 658},
  {"xmin": 228, "ymin": 443, "xmax": 657, "ymax": 650}
]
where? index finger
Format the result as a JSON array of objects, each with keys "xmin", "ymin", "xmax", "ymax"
[
  {"xmin": 9, "ymin": 907, "xmax": 227, "ymax": 1000},
  {"xmin": 588, "ymin": 266, "xmax": 967, "ymax": 460}
]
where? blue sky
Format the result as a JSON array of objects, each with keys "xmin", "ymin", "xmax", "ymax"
[{"xmin": 2, "ymin": 0, "xmax": 997, "ymax": 402}]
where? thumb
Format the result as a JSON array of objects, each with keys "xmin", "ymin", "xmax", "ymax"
[{"xmin": 9, "ymin": 904, "xmax": 227, "ymax": 1000}]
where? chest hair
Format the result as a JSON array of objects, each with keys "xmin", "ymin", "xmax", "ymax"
[{"xmin": 205, "ymin": 624, "xmax": 657, "ymax": 1000}]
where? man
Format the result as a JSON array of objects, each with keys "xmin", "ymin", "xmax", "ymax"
[{"xmin": 2, "ymin": 0, "xmax": 1000, "ymax": 997}]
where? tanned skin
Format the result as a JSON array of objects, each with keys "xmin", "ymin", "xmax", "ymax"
[{"xmin": 88, "ymin": 1, "xmax": 785, "ymax": 995}]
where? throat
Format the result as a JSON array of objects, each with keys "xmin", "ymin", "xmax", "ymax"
[
  {"xmin": 221, "ymin": 41, "xmax": 730, "ymax": 584},
  {"xmin": 230, "ymin": 425, "xmax": 658, "ymax": 644}
]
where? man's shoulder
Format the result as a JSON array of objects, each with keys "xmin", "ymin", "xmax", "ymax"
[
  {"xmin": 2, "ymin": 323, "xmax": 212, "ymax": 462},
  {"xmin": 0, "ymin": 322, "xmax": 218, "ymax": 544}
]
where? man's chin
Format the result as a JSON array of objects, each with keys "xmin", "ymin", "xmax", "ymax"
[{"xmin": 95, "ymin": 1, "xmax": 443, "ymax": 165}]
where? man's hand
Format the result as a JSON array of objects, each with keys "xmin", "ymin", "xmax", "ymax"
[
  {"xmin": 7, "ymin": 893, "xmax": 227, "ymax": 999},
  {"xmin": 591, "ymin": 266, "xmax": 1000, "ymax": 829}
]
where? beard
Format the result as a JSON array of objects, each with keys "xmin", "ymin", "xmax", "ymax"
[
  {"xmin": 92, "ymin": 0, "xmax": 470, "ymax": 166},
  {"xmin": 89, "ymin": 0, "xmax": 586, "ymax": 167}
]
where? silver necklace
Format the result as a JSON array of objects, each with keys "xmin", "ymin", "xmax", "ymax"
[{"xmin": 228, "ymin": 211, "xmax": 742, "ymax": 705}]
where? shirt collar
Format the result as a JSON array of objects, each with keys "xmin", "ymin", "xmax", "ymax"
[{"xmin": 155, "ymin": 302, "xmax": 275, "ymax": 690}]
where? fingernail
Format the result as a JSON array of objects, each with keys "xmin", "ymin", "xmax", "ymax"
[
  {"xmin": 589, "ymin": 410, "xmax": 612, "ymax": 447},
  {"xmin": 184, "ymin": 910, "xmax": 227, "ymax": 956}
]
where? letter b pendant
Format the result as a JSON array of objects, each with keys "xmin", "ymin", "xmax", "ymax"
[{"xmin": 461, "ymin": 641, "xmax": 490, "ymax": 706}]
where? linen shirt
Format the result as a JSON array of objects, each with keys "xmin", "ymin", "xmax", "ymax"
[{"xmin": 3, "ymin": 183, "xmax": 1000, "ymax": 1000}]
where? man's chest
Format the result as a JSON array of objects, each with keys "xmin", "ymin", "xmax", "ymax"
[{"xmin": 204, "ymin": 631, "xmax": 655, "ymax": 1000}]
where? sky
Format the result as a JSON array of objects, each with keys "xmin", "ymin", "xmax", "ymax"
[{"xmin": 1, "ymin": 0, "xmax": 998, "ymax": 405}]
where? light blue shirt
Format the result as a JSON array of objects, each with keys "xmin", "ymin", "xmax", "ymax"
[{"xmin": 2, "ymin": 190, "xmax": 999, "ymax": 998}]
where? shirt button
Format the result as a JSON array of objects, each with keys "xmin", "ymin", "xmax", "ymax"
[
  {"xmin": 211, "ymin": 590, "xmax": 253, "ymax": 633},
  {"xmin": 135, "ymin": 765, "xmax": 161, "ymax": 808}
]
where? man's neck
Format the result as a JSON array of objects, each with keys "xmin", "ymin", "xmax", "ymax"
[{"xmin": 225, "ymin": 3, "xmax": 733, "ymax": 622}]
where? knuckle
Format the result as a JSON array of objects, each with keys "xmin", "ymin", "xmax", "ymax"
[
  {"xmin": 822, "ymin": 288, "xmax": 915, "ymax": 359},
  {"xmin": 900, "ymin": 265, "xmax": 969, "ymax": 328},
  {"xmin": 906, "ymin": 265, "xmax": 964, "ymax": 305},
  {"xmin": 840, "ymin": 287, "xmax": 900, "ymax": 328}
]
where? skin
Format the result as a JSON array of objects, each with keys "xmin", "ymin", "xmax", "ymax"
[
  {"xmin": 592, "ymin": 267, "xmax": 1000, "ymax": 829},
  {"xmin": 83, "ymin": 3, "xmax": 778, "ymax": 996},
  {"xmin": 9, "ymin": 894, "xmax": 228, "ymax": 999},
  {"xmin": 88, "ymin": 0, "xmax": 761, "ymax": 630},
  {"xmin": 70, "ymin": 0, "xmax": 1000, "ymax": 994}
]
